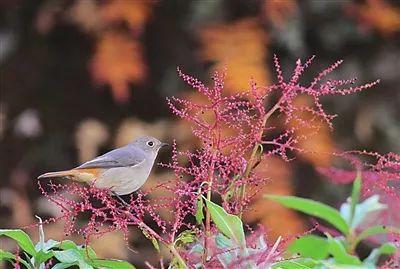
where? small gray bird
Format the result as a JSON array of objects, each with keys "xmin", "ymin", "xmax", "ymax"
[{"xmin": 38, "ymin": 136, "xmax": 168, "ymax": 195}]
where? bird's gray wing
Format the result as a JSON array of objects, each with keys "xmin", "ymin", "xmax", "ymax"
[{"xmin": 76, "ymin": 146, "xmax": 146, "ymax": 169}]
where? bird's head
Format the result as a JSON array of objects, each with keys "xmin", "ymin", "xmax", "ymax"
[{"xmin": 130, "ymin": 136, "xmax": 169, "ymax": 155}]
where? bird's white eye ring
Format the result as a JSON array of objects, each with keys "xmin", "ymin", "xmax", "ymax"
[{"xmin": 147, "ymin": 141, "xmax": 154, "ymax": 147}]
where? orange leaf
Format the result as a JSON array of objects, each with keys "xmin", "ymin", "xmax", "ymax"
[
  {"xmin": 346, "ymin": 0, "xmax": 400, "ymax": 36},
  {"xmin": 101, "ymin": 0, "xmax": 152, "ymax": 35},
  {"xmin": 199, "ymin": 19, "xmax": 269, "ymax": 94},
  {"xmin": 263, "ymin": 0, "xmax": 298, "ymax": 28},
  {"xmin": 90, "ymin": 31, "xmax": 146, "ymax": 103}
]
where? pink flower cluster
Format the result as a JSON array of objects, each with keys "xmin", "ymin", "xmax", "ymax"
[
  {"xmin": 272, "ymin": 55, "xmax": 379, "ymax": 129},
  {"xmin": 166, "ymin": 68, "xmax": 268, "ymax": 213},
  {"xmin": 37, "ymin": 55, "xmax": 381, "ymax": 267}
]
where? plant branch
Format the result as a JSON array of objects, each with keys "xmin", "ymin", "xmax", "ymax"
[
  {"xmin": 125, "ymin": 210, "xmax": 188, "ymax": 267},
  {"xmin": 118, "ymin": 207, "xmax": 167, "ymax": 245},
  {"xmin": 203, "ymin": 149, "xmax": 218, "ymax": 265},
  {"xmin": 169, "ymin": 244, "xmax": 188, "ymax": 268},
  {"xmin": 238, "ymin": 98, "xmax": 283, "ymax": 216}
]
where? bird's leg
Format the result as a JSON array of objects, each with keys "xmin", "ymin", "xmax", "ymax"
[{"xmin": 112, "ymin": 191, "xmax": 130, "ymax": 207}]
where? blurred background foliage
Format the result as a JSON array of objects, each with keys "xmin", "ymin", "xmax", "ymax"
[{"xmin": 1, "ymin": 0, "xmax": 399, "ymax": 266}]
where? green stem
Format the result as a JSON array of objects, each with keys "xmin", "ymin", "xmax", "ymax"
[
  {"xmin": 203, "ymin": 149, "xmax": 217, "ymax": 264},
  {"xmin": 238, "ymin": 145, "xmax": 260, "ymax": 217},
  {"xmin": 349, "ymin": 170, "xmax": 362, "ymax": 228},
  {"xmin": 346, "ymin": 170, "xmax": 362, "ymax": 254},
  {"xmin": 169, "ymin": 244, "xmax": 187, "ymax": 268},
  {"xmin": 346, "ymin": 231, "xmax": 357, "ymax": 255}
]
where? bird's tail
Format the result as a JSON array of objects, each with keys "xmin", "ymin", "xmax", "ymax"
[{"xmin": 37, "ymin": 170, "xmax": 73, "ymax": 179}]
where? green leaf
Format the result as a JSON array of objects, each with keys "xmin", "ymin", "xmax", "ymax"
[
  {"xmin": 34, "ymin": 249, "xmax": 54, "ymax": 265},
  {"xmin": 205, "ymin": 199, "xmax": 245, "ymax": 246},
  {"xmin": 0, "ymin": 229, "xmax": 36, "ymax": 256},
  {"xmin": 81, "ymin": 246, "xmax": 97, "ymax": 260},
  {"xmin": 326, "ymin": 235, "xmax": 361, "ymax": 265},
  {"xmin": 90, "ymin": 259, "xmax": 136, "ymax": 269},
  {"xmin": 33, "ymin": 239, "xmax": 59, "ymax": 265},
  {"xmin": 139, "ymin": 227, "xmax": 160, "ymax": 252},
  {"xmin": 35, "ymin": 239, "xmax": 59, "ymax": 252},
  {"xmin": 364, "ymin": 243, "xmax": 396, "ymax": 265},
  {"xmin": 265, "ymin": 195, "xmax": 349, "ymax": 235},
  {"xmin": 54, "ymin": 249, "xmax": 82, "ymax": 263},
  {"xmin": 57, "ymin": 240, "xmax": 78, "ymax": 250},
  {"xmin": 195, "ymin": 196, "xmax": 204, "ymax": 225},
  {"xmin": 170, "ymin": 257, "xmax": 187, "ymax": 269},
  {"xmin": 175, "ymin": 230, "xmax": 196, "ymax": 249},
  {"xmin": 0, "ymin": 249, "xmax": 33, "ymax": 269},
  {"xmin": 287, "ymin": 235, "xmax": 329, "ymax": 259},
  {"xmin": 215, "ymin": 233, "xmax": 234, "ymax": 249},
  {"xmin": 80, "ymin": 261, "xmax": 94, "ymax": 269},
  {"xmin": 374, "ymin": 243, "xmax": 396, "ymax": 255},
  {"xmin": 215, "ymin": 234, "xmax": 237, "ymax": 268},
  {"xmin": 354, "ymin": 225, "xmax": 400, "ymax": 247},
  {"xmin": 56, "ymin": 240, "xmax": 97, "ymax": 259},
  {"xmin": 272, "ymin": 258, "xmax": 320, "ymax": 269},
  {"xmin": 51, "ymin": 263, "xmax": 76, "ymax": 269},
  {"xmin": 320, "ymin": 261, "xmax": 374, "ymax": 269},
  {"xmin": 349, "ymin": 171, "xmax": 361, "ymax": 227},
  {"xmin": 0, "ymin": 249, "xmax": 15, "ymax": 260},
  {"xmin": 54, "ymin": 249, "xmax": 94, "ymax": 269}
]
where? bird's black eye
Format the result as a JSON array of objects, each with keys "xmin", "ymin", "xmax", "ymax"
[{"xmin": 147, "ymin": 141, "xmax": 154, "ymax": 147}]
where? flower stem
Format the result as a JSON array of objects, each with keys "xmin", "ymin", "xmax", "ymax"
[
  {"xmin": 129, "ymin": 214, "xmax": 165, "ymax": 243},
  {"xmin": 203, "ymin": 149, "xmax": 217, "ymax": 265},
  {"xmin": 238, "ymin": 98, "xmax": 283, "ymax": 216}
]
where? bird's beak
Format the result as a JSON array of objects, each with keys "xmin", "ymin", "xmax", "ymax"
[{"xmin": 160, "ymin": 142, "xmax": 169, "ymax": 148}]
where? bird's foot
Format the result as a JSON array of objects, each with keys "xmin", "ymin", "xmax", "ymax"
[{"xmin": 111, "ymin": 191, "xmax": 130, "ymax": 207}]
